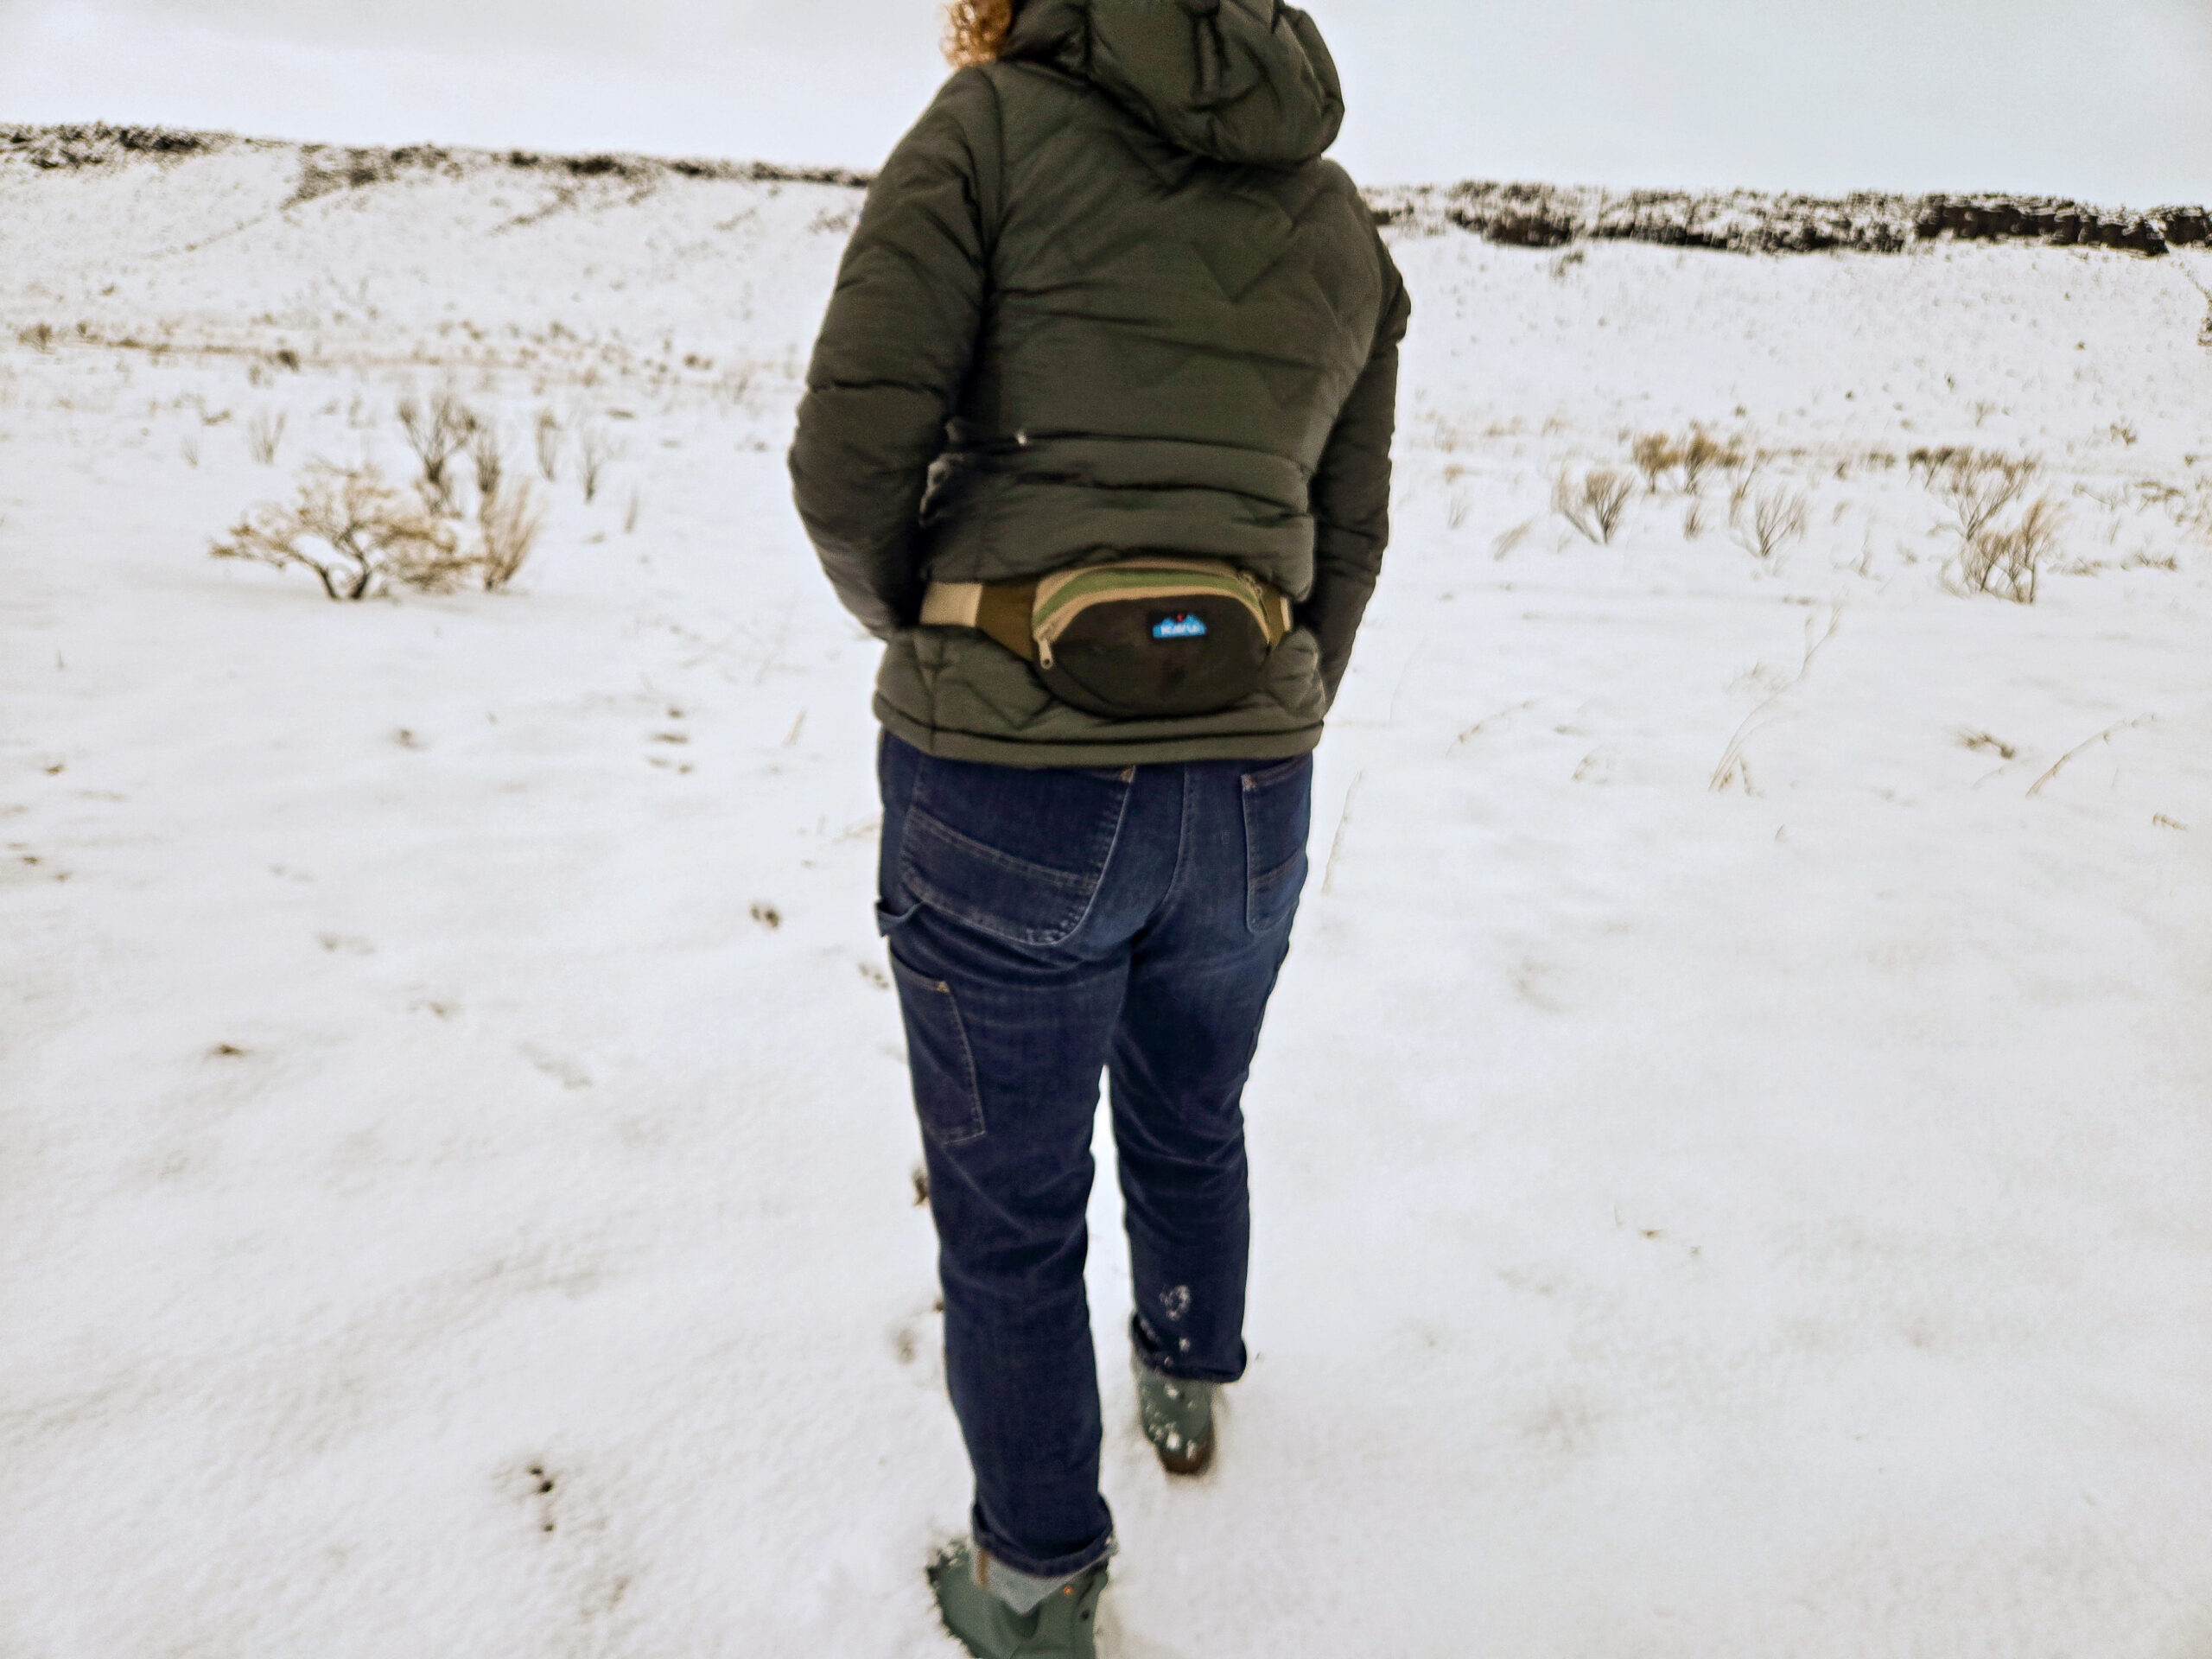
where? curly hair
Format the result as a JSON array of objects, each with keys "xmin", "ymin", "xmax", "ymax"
[{"xmin": 943, "ymin": 0, "xmax": 1017, "ymax": 67}]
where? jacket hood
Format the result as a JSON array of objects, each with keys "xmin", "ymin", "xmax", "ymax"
[{"xmin": 1003, "ymin": 0, "xmax": 1346, "ymax": 168}]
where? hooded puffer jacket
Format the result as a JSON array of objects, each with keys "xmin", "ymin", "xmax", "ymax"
[{"xmin": 791, "ymin": 0, "xmax": 1409, "ymax": 766}]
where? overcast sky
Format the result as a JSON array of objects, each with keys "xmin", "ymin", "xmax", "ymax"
[{"xmin": 2, "ymin": 0, "xmax": 2207, "ymax": 201}]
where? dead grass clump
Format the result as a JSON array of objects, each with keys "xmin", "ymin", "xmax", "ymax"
[
  {"xmin": 1726, "ymin": 467, "xmax": 1761, "ymax": 526},
  {"xmin": 1711, "ymin": 605, "xmax": 1843, "ymax": 793},
  {"xmin": 245, "ymin": 410, "xmax": 287, "ymax": 466},
  {"xmin": 2133, "ymin": 475, "xmax": 2212, "ymax": 545},
  {"xmin": 467, "ymin": 425, "xmax": 545, "ymax": 590},
  {"xmin": 534, "ymin": 407, "xmax": 563, "ymax": 481},
  {"xmin": 469, "ymin": 423, "xmax": 505, "ymax": 505},
  {"xmin": 1732, "ymin": 486, "xmax": 1809, "ymax": 561},
  {"xmin": 213, "ymin": 462, "xmax": 468, "ymax": 601},
  {"xmin": 577, "ymin": 420, "xmax": 623, "ymax": 504},
  {"xmin": 478, "ymin": 476, "xmax": 545, "ymax": 592},
  {"xmin": 1553, "ymin": 467, "xmax": 1633, "ymax": 543}
]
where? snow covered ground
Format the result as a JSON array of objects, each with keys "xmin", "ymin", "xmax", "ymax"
[{"xmin": 2, "ymin": 141, "xmax": 2209, "ymax": 1656}]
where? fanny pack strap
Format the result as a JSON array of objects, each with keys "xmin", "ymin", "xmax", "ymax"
[
  {"xmin": 921, "ymin": 561, "xmax": 1291, "ymax": 664},
  {"xmin": 919, "ymin": 579, "xmax": 1041, "ymax": 661}
]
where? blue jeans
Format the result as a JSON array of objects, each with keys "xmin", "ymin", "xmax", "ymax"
[{"xmin": 876, "ymin": 733, "xmax": 1313, "ymax": 1581}]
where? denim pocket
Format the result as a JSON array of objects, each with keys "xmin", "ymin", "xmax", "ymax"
[
  {"xmin": 1241, "ymin": 753, "xmax": 1313, "ymax": 935},
  {"xmin": 887, "ymin": 951, "xmax": 987, "ymax": 1146},
  {"xmin": 898, "ymin": 754, "xmax": 1132, "ymax": 946}
]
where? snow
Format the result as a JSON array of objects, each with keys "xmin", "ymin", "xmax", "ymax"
[{"xmin": 2, "ymin": 141, "xmax": 2209, "ymax": 1656}]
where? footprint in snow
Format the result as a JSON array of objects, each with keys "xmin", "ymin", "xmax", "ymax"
[
  {"xmin": 524, "ymin": 1461, "xmax": 558, "ymax": 1533},
  {"xmin": 522, "ymin": 1046, "xmax": 592, "ymax": 1090}
]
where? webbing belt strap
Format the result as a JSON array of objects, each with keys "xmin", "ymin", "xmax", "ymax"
[
  {"xmin": 921, "ymin": 566, "xmax": 1293, "ymax": 664},
  {"xmin": 918, "ymin": 580, "xmax": 1040, "ymax": 661}
]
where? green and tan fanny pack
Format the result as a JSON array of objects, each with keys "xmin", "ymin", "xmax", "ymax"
[{"xmin": 921, "ymin": 557, "xmax": 1294, "ymax": 720}]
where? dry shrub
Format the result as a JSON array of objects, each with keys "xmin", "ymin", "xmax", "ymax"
[
  {"xmin": 1681, "ymin": 430, "xmax": 1742, "ymax": 493},
  {"xmin": 1732, "ymin": 486, "xmax": 1809, "ymax": 561},
  {"xmin": 1631, "ymin": 433, "xmax": 1681, "ymax": 492},
  {"xmin": 1923, "ymin": 449, "xmax": 2037, "ymax": 541},
  {"xmin": 213, "ymin": 462, "xmax": 467, "ymax": 600},
  {"xmin": 1629, "ymin": 427, "xmax": 1744, "ymax": 494},
  {"xmin": 1554, "ymin": 467, "xmax": 1633, "ymax": 544},
  {"xmin": 1922, "ymin": 449, "xmax": 2060, "ymax": 602},
  {"xmin": 1954, "ymin": 493, "xmax": 2062, "ymax": 603},
  {"xmin": 215, "ymin": 448, "xmax": 544, "ymax": 600},
  {"xmin": 397, "ymin": 389, "xmax": 477, "ymax": 512}
]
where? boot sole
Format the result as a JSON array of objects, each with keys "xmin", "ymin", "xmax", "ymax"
[{"xmin": 1153, "ymin": 1437, "xmax": 1212, "ymax": 1477}]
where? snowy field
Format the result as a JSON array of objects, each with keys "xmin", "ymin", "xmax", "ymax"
[{"xmin": 2, "ymin": 140, "xmax": 2209, "ymax": 1656}]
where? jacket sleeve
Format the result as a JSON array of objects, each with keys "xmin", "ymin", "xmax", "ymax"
[
  {"xmin": 1300, "ymin": 239, "xmax": 1410, "ymax": 703},
  {"xmin": 789, "ymin": 71, "xmax": 1000, "ymax": 639}
]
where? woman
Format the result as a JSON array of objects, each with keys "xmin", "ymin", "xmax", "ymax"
[{"xmin": 791, "ymin": 0, "xmax": 1407, "ymax": 1650}]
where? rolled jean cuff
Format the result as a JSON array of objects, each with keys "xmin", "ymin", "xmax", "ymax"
[
  {"xmin": 1130, "ymin": 1312, "xmax": 1246, "ymax": 1386},
  {"xmin": 970, "ymin": 1516, "xmax": 1115, "ymax": 1607}
]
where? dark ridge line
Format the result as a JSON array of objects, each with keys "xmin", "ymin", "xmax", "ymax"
[
  {"xmin": 1369, "ymin": 181, "xmax": 2208, "ymax": 258},
  {"xmin": 0, "ymin": 122, "xmax": 869, "ymax": 192},
  {"xmin": 6, "ymin": 123, "xmax": 2206, "ymax": 257}
]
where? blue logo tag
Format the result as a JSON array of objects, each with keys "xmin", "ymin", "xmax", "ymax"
[{"xmin": 1152, "ymin": 613, "xmax": 1208, "ymax": 641}]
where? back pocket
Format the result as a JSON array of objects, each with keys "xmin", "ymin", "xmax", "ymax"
[
  {"xmin": 899, "ymin": 754, "xmax": 1131, "ymax": 945},
  {"xmin": 1242, "ymin": 753, "xmax": 1313, "ymax": 935}
]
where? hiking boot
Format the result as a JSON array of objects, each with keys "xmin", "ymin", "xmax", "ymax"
[
  {"xmin": 928, "ymin": 1541, "xmax": 1108, "ymax": 1659},
  {"xmin": 1132, "ymin": 1348, "xmax": 1216, "ymax": 1476}
]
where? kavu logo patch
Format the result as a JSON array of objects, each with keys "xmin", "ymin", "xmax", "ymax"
[{"xmin": 1151, "ymin": 612, "xmax": 1208, "ymax": 641}]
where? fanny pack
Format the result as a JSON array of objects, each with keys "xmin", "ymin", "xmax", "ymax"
[{"xmin": 921, "ymin": 557, "xmax": 1294, "ymax": 720}]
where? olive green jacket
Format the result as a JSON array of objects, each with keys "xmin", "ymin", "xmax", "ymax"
[{"xmin": 791, "ymin": 0, "xmax": 1409, "ymax": 766}]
